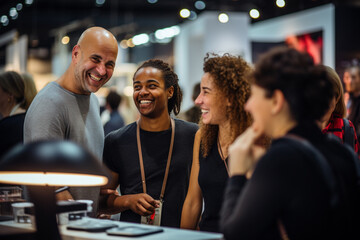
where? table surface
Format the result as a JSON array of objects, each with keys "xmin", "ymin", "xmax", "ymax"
[{"xmin": 0, "ymin": 218, "xmax": 223, "ymax": 240}]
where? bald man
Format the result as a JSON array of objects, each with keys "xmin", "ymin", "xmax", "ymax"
[{"xmin": 24, "ymin": 27, "xmax": 118, "ymax": 216}]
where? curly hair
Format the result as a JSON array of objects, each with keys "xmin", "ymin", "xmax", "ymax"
[
  {"xmin": 134, "ymin": 59, "xmax": 182, "ymax": 115},
  {"xmin": 200, "ymin": 53, "xmax": 253, "ymax": 157}
]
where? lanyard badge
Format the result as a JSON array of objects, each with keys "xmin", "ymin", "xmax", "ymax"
[
  {"xmin": 137, "ymin": 118, "xmax": 175, "ymax": 226},
  {"xmin": 140, "ymin": 200, "xmax": 163, "ymax": 226}
]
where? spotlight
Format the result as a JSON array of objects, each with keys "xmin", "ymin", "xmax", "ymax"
[
  {"xmin": 147, "ymin": 0, "xmax": 158, "ymax": 3},
  {"xmin": 180, "ymin": 8, "xmax": 191, "ymax": 18},
  {"xmin": 249, "ymin": 9, "xmax": 260, "ymax": 19},
  {"xmin": 132, "ymin": 33, "xmax": 150, "ymax": 46},
  {"xmin": 276, "ymin": 0, "xmax": 286, "ymax": 8},
  {"xmin": 9, "ymin": 8, "xmax": 18, "ymax": 20},
  {"xmin": 96, "ymin": 0, "xmax": 105, "ymax": 7},
  {"xmin": 25, "ymin": 0, "xmax": 33, "ymax": 5},
  {"xmin": 189, "ymin": 11, "xmax": 198, "ymax": 21},
  {"xmin": 16, "ymin": 3, "xmax": 23, "ymax": 11},
  {"xmin": 120, "ymin": 40, "xmax": 128, "ymax": 49},
  {"xmin": 194, "ymin": 1, "xmax": 206, "ymax": 10},
  {"xmin": 218, "ymin": 13, "xmax": 229, "ymax": 23},
  {"xmin": 61, "ymin": 36, "xmax": 70, "ymax": 45}
]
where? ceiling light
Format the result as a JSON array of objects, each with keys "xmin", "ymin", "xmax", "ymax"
[
  {"xmin": 276, "ymin": 0, "xmax": 286, "ymax": 8},
  {"xmin": 132, "ymin": 33, "xmax": 150, "ymax": 46},
  {"xmin": 16, "ymin": 3, "xmax": 23, "ymax": 11},
  {"xmin": 1, "ymin": 15, "xmax": 9, "ymax": 26},
  {"xmin": 147, "ymin": 0, "xmax": 158, "ymax": 3},
  {"xmin": 61, "ymin": 36, "xmax": 70, "ymax": 45},
  {"xmin": 96, "ymin": 0, "xmax": 105, "ymax": 6},
  {"xmin": 218, "ymin": 13, "xmax": 229, "ymax": 23},
  {"xmin": 180, "ymin": 8, "xmax": 191, "ymax": 18},
  {"xmin": 25, "ymin": 0, "xmax": 33, "ymax": 5},
  {"xmin": 189, "ymin": 11, "xmax": 198, "ymax": 20},
  {"xmin": 249, "ymin": 9, "xmax": 260, "ymax": 19},
  {"xmin": 120, "ymin": 40, "xmax": 128, "ymax": 49},
  {"xmin": 194, "ymin": 1, "xmax": 206, "ymax": 10},
  {"xmin": 127, "ymin": 39, "xmax": 135, "ymax": 48},
  {"xmin": 9, "ymin": 8, "xmax": 18, "ymax": 19}
]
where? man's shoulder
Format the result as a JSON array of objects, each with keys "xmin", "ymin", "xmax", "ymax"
[{"xmin": 32, "ymin": 82, "xmax": 69, "ymax": 104}]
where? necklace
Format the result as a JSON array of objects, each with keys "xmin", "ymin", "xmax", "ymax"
[{"xmin": 217, "ymin": 137, "xmax": 229, "ymax": 176}]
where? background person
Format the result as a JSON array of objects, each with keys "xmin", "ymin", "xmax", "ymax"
[
  {"xmin": 319, "ymin": 66, "xmax": 360, "ymax": 155},
  {"xmin": 24, "ymin": 26, "xmax": 118, "ymax": 217},
  {"xmin": 221, "ymin": 47, "xmax": 360, "ymax": 239},
  {"xmin": 180, "ymin": 53, "xmax": 253, "ymax": 233},
  {"xmin": 103, "ymin": 90, "xmax": 125, "ymax": 136},
  {"xmin": 0, "ymin": 71, "xmax": 37, "ymax": 159},
  {"xmin": 178, "ymin": 83, "xmax": 201, "ymax": 124},
  {"xmin": 347, "ymin": 65, "xmax": 360, "ymax": 138},
  {"xmin": 101, "ymin": 59, "xmax": 198, "ymax": 227}
]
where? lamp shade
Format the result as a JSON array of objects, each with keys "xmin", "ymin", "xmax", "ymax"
[{"xmin": 0, "ymin": 140, "xmax": 109, "ymax": 186}]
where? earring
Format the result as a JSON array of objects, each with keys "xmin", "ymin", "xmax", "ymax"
[{"xmin": 168, "ymin": 96, "xmax": 171, "ymax": 99}]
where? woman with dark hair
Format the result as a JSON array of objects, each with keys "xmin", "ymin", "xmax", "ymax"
[
  {"xmin": 319, "ymin": 66, "xmax": 360, "ymax": 155},
  {"xmin": 101, "ymin": 59, "xmax": 198, "ymax": 227},
  {"xmin": 180, "ymin": 53, "xmax": 253, "ymax": 233},
  {"xmin": 0, "ymin": 71, "xmax": 37, "ymax": 159},
  {"xmin": 221, "ymin": 47, "xmax": 360, "ymax": 239}
]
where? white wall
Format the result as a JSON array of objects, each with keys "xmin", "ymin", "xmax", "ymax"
[
  {"xmin": 250, "ymin": 4, "xmax": 335, "ymax": 68},
  {"xmin": 174, "ymin": 11, "xmax": 251, "ymax": 111}
]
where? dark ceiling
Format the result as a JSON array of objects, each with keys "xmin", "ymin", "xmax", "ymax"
[{"xmin": 0, "ymin": 0, "xmax": 359, "ymax": 57}]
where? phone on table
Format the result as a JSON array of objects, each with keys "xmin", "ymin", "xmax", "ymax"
[{"xmin": 106, "ymin": 226, "xmax": 164, "ymax": 237}]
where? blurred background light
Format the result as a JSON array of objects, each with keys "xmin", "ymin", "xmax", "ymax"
[
  {"xmin": 276, "ymin": 0, "xmax": 286, "ymax": 8},
  {"xmin": 249, "ymin": 9, "xmax": 260, "ymax": 19},
  {"xmin": 218, "ymin": 13, "xmax": 229, "ymax": 23},
  {"xmin": 194, "ymin": 1, "xmax": 206, "ymax": 10},
  {"xmin": 61, "ymin": 36, "xmax": 70, "ymax": 45},
  {"xmin": 180, "ymin": 8, "xmax": 191, "ymax": 18}
]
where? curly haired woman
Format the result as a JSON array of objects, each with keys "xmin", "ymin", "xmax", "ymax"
[{"xmin": 180, "ymin": 53, "xmax": 253, "ymax": 233}]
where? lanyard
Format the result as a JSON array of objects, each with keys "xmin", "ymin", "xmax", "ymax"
[{"xmin": 136, "ymin": 118, "xmax": 175, "ymax": 201}]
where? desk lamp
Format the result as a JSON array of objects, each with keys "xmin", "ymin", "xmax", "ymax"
[{"xmin": 0, "ymin": 140, "xmax": 110, "ymax": 240}]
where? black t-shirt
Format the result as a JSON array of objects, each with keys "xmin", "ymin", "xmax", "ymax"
[
  {"xmin": 103, "ymin": 118, "xmax": 198, "ymax": 227},
  {"xmin": 198, "ymin": 142, "xmax": 228, "ymax": 233},
  {"xmin": 220, "ymin": 123, "xmax": 359, "ymax": 240}
]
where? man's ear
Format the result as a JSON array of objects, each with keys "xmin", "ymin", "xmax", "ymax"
[
  {"xmin": 167, "ymin": 86, "xmax": 174, "ymax": 99},
  {"xmin": 271, "ymin": 89, "xmax": 285, "ymax": 115},
  {"xmin": 72, "ymin": 45, "xmax": 80, "ymax": 61}
]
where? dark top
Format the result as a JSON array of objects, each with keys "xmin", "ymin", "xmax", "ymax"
[
  {"xmin": 322, "ymin": 113, "xmax": 360, "ymax": 156},
  {"xmin": 103, "ymin": 119, "xmax": 198, "ymax": 227},
  {"xmin": 0, "ymin": 113, "xmax": 26, "ymax": 160},
  {"xmin": 220, "ymin": 123, "xmax": 360, "ymax": 240},
  {"xmin": 104, "ymin": 111, "xmax": 125, "ymax": 136},
  {"xmin": 198, "ymin": 142, "xmax": 228, "ymax": 233},
  {"xmin": 349, "ymin": 95, "xmax": 360, "ymax": 138}
]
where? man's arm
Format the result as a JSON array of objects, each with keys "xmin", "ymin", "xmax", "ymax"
[{"xmin": 99, "ymin": 170, "xmax": 160, "ymax": 216}]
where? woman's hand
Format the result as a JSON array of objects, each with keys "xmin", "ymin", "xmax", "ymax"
[{"xmin": 228, "ymin": 126, "xmax": 266, "ymax": 178}]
